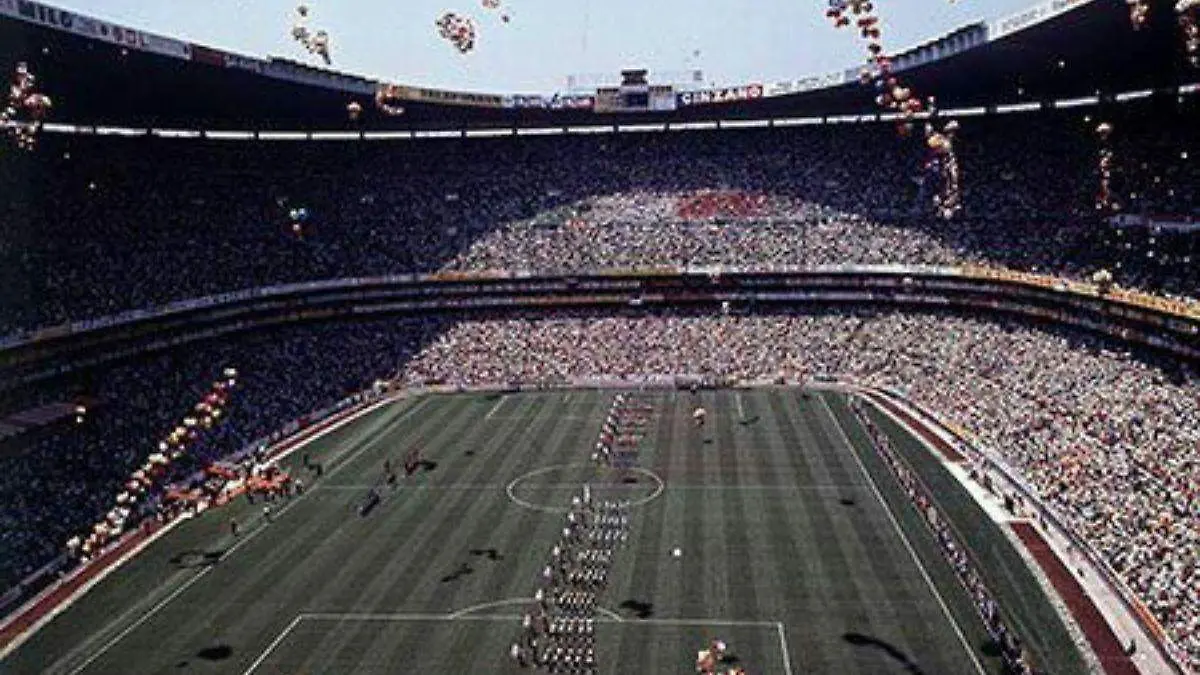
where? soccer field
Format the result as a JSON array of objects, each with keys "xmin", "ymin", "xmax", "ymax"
[{"xmin": 9, "ymin": 388, "xmax": 1035, "ymax": 674}]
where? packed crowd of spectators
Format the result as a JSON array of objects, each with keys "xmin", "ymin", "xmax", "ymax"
[
  {"xmin": 0, "ymin": 101, "xmax": 1195, "ymax": 337},
  {"xmin": 0, "ymin": 306, "xmax": 1195, "ymax": 664},
  {"xmin": 398, "ymin": 308, "xmax": 1199, "ymax": 667},
  {"xmin": 1, "ymin": 98, "xmax": 1197, "ymax": 666},
  {"xmin": 0, "ymin": 317, "xmax": 448, "ymax": 591}
]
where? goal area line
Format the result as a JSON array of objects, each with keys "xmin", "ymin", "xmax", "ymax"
[{"xmin": 243, "ymin": 611, "xmax": 794, "ymax": 675}]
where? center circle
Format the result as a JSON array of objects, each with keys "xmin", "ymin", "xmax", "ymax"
[{"xmin": 505, "ymin": 463, "xmax": 665, "ymax": 514}]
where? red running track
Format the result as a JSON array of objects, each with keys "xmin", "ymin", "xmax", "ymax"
[
  {"xmin": 862, "ymin": 392, "xmax": 966, "ymax": 462},
  {"xmin": 1010, "ymin": 522, "xmax": 1139, "ymax": 675},
  {"xmin": 0, "ymin": 397, "xmax": 373, "ymax": 653},
  {"xmin": 0, "ymin": 521, "xmax": 158, "ymax": 650}
]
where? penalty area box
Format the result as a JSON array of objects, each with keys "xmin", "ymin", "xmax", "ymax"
[{"xmin": 246, "ymin": 613, "xmax": 793, "ymax": 674}]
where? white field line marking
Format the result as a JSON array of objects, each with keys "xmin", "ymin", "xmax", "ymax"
[
  {"xmin": 448, "ymin": 597, "xmax": 533, "ymax": 619},
  {"xmin": 300, "ymin": 612, "xmax": 775, "ymax": 626},
  {"xmin": 736, "ymin": 392, "xmax": 746, "ymax": 420},
  {"xmin": 446, "ymin": 598, "xmax": 624, "ymax": 622},
  {"xmin": 816, "ymin": 396, "xmax": 988, "ymax": 675},
  {"xmin": 485, "ymin": 395, "xmax": 506, "ymax": 420},
  {"xmin": 245, "ymin": 611, "xmax": 779, "ymax": 672},
  {"xmin": 240, "ymin": 613, "xmax": 305, "ymax": 675},
  {"xmin": 63, "ymin": 397, "xmax": 425, "ymax": 675},
  {"xmin": 64, "ymin": 564, "xmax": 215, "ymax": 675},
  {"xmin": 298, "ymin": 610, "xmax": 772, "ymax": 624},
  {"xmin": 776, "ymin": 622, "xmax": 796, "ymax": 675},
  {"xmin": 319, "ymin": 482, "xmax": 856, "ymax": 492},
  {"xmin": 485, "ymin": 414, "xmax": 596, "ymax": 422},
  {"xmin": 0, "ymin": 519, "xmax": 183, "ymax": 660}
]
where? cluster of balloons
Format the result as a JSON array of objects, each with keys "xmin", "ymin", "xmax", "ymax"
[
  {"xmin": 1095, "ymin": 121, "xmax": 1117, "ymax": 211},
  {"xmin": 481, "ymin": 0, "xmax": 512, "ymax": 24},
  {"xmin": 827, "ymin": 1, "xmax": 932, "ymax": 133},
  {"xmin": 436, "ymin": 12, "xmax": 478, "ymax": 54},
  {"xmin": 1125, "ymin": 0, "xmax": 1197, "ymax": 66},
  {"xmin": 66, "ymin": 368, "xmax": 238, "ymax": 562},
  {"xmin": 1127, "ymin": 0, "xmax": 1151, "ymax": 29},
  {"xmin": 1180, "ymin": 0, "xmax": 1199, "ymax": 66},
  {"xmin": 288, "ymin": 206, "xmax": 311, "ymax": 236},
  {"xmin": 374, "ymin": 84, "xmax": 407, "ymax": 116},
  {"xmin": 925, "ymin": 120, "xmax": 962, "ymax": 220},
  {"xmin": 2, "ymin": 62, "xmax": 52, "ymax": 152},
  {"xmin": 291, "ymin": 4, "xmax": 332, "ymax": 65},
  {"xmin": 826, "ymin": 0, "xmax": 963, "ymax": 217}
]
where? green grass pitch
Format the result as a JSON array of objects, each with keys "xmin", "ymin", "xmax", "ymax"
[{"xmin": 5, "ymin": 389, "xmax": 1080, "ymax": 674}]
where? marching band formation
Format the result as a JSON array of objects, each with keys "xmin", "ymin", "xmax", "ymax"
[
  {"xmin": 511, "ymin": 394, "xmax": 644, "ymax": 673},
  {"xmin": 510, "ymin": 490, "xmax": 628, "ymax": 673},
  {"xmin": 513, "ymin": 394, "xmax": 752, "ymax": 674},
  {"xmin": 592, "ymin": 394, "xmax": 655, "ymax": 471}
]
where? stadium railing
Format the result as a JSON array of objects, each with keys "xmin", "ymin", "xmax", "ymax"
[
  {"xmin": 860, "ymin": 385, "xmax": 1191, "ymax": 674},
  {"xmin": 2, "ymin": 266, "xmax": 1196, "ymax": 389}
]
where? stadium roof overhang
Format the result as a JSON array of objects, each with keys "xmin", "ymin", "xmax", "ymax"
[{"xmin": 0, "ymin": 0, "xmax": 1193, "ymax": 131}]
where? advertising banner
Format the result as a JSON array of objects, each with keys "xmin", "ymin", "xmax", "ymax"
[
  {"xmin": 136, "ymin": 32, "xmax": 191, "ymax": 60},
  {"xmin": 988, "ymin": 0, "xmax": 1090, "ymax": 41},
  {"xmin": 224, "ymin": 53, "xmax": 266, "ymax": 74},
  {"xmin": 676, "ymin": 84, "xmax": 763, "ymax": 106},
  {"xmin": 403, "ymin": 85, "xmax": 506, "ymax": 108},
  {"xmin": 2, "ymin": 1, "xmax": 190, "ymax": 60},
  {"xmin": 191, "ymin": 44, "xmax": 225, "ymax": 67},
  {"xmin": 765, "ymin": 71, "xmax": 847, "ymax": 97}
]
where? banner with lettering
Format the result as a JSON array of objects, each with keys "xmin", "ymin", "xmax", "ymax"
[
  {"xmin": 1, "ymin": 0, "xmax": 190, "ymax": 60},
  {"xmin": 676, "ymin": 84, "xmax": 763, "ymax": 106}
]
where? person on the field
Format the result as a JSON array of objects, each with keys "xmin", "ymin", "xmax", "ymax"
[
  {"xmin": 693, "ymin": 406, "xmax": 707, "ymax": 427},
  {"xmin": 404, "ymin": 447, "xmax": 421, "ymax": 476}
]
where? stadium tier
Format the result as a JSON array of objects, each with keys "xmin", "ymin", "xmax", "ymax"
[
  {"xmin": 0, "ymin": 103, "xmax": 1196, "ymax": 337},
  {"xmin": 1, "ymin": 0, "xmax": 1198, "ymax": 673}
]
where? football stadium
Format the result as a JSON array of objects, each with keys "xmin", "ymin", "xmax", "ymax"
[{"xmin": 0, "ymin": 0, "xmax": 1197, "ymax": 674}]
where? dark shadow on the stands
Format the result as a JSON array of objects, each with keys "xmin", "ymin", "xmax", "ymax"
[
  {"xmin": 440, "ymin": 562, "xmax": 474, "ymax": 583},
  {"xmin": 842, "ymin": 633, "xmax": 929, "ymax": 674},
  {"xmin": 196, "ymin": 645, "xmax": 233, "ymax": 661},
  {"xmin": 619, "ymin": 599, "xmax": 654, "ymax": 619},
  {"xmin": 170, "ymin": 550, "xmax": 224, "ymax": 570}
]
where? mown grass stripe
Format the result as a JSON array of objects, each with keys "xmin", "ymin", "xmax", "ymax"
[{"xmin": 314, "ymin": 396, "xmax": 551, "ymax": 673}]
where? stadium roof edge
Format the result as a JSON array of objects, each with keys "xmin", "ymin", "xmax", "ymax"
[
  {"xmin": 0, "ymin": 0, "xmax": 1094, "ymax": 101},
  {"xmin": 0, "ymin": 0, "xmax": 1187, "ymax": 127}
]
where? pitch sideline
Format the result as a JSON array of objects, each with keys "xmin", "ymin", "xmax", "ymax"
[{"xmin": 55, "ymin": 394, "xmax": 422, "ymax": 675}]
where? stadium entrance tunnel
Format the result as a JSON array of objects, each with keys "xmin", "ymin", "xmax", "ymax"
[{"xmin": 506, "ymin": 463, "xmax": 664, "ymax": 514}]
